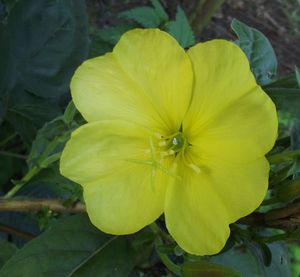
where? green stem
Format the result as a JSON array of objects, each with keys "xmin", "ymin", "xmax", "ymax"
[
  {"xmin": 3, "ymin": 166, "xmax": 41, "ymax": 199},
  {"xmin": 155, "ymin": 239, "xmax": 182, "ymax": 276},
  {"xmin": 267, "ymin": 149, "xmax": 300, "ymax": 164},
  {"xmin": 150, "ymin": 222, "xmax": 174, "ymax": 243},
  {"xmin": 191, "ymin": 0, "xmax": 225, "ymax": 34},
  {"xmin": 150, "ymin": 223, "xmax": 181, "ymax": 275},
  {"xmin": 0, "ymin": 133, "xmax": 17, "ymax": 148},
  {"xmin": 3, "ymin": 131, "xmax": 69, "ymax": 199},
  {"xmin": 0, "ymin": 150, "xmax": 26, "ymax": 160}
]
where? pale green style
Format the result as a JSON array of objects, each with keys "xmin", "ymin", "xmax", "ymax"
[{"xmin": 60, "ymin": 28, "xmax": 278, "ymax": 255}]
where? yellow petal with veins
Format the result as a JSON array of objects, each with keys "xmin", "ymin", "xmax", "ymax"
[
  {"xmin": 184, "ymin": 40, "xmax": 277, "ymax": 163},
  {"xmin": 71, "ymin": 29, "xmax": 193, "ymax": 133},
  {"xmin": 60, "ymin": 120, "xmax": 172, "ymax": 234}
]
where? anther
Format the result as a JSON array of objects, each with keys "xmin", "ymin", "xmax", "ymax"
[{"xmin": 158, "ymin": 141, "xmax": 167, "ymax": 147}]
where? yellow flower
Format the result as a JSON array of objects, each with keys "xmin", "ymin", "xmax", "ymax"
[{"xmin": 60, "ymin": 29, "xmax": 278, "ymax": 255}]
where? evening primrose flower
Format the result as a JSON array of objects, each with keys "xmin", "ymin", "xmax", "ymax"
[{"xmin": 60, "ymin": 29, "xmax": 277, "ymax": 255}]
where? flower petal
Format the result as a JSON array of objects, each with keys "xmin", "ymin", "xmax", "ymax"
[
  {"xmin": 71, "ymin": 29, "xmax": 193, "ymax": 132},
  {"xmin": 60, "ymin": 120, "xmax": 171, "ymax": 234},
  {"xmin": 183, "ymin": 40, "xmax": 277, "ymax": 163},
  {"xmin": 165, "ymin": 157, "xmax": 269, "ymax": 255}
]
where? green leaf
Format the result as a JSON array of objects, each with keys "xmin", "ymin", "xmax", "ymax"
[
  {"xmin": 27, "ymin": 117, "xmax": 66, "ymax": 169},
  {"xmin": 63, "ymin": 101, "xmax": 77, "ymax": 125},
  {"xmin": 289, "ymin": 244, "xmax": 300, "ymax": 277},
  {"xmin": 0, "ymin": 240, "xmax": 17, "ymax": 269},
  {"xmin": 19, "ymin": 163, "xmax": 82, "ymax": 201},
  {"xmin": 6, "ymin": 90, "xmax": 61, "ymax": 143},
  {"xmin": 0, "ymin": 0, "xmax": 89, "ymax": 142},
  {"xmin": 97, "ymin": 24, "xmax": 136, "ymax": 45},
  {"xmin": 0, "ymin": 214, "xmax": 136, "ymax": 277},
  {"xmin": 0, "ymin": 0, "xmax": 89, "ymax": 99},
  {"xmin": 119, "ymin": 6, "xmax": 162, "ymax": 28},
  {"xmin": 263, "ymin": 87, "xmax": 300, "ymax": 119},
  {"xmin": 165, "ymin": 6, "xmax": 195, "ymax": 48},
  {"xmin": 231, "ymin": 18, "xmax": 277, "ymax": 85},
  {"xmin": 150, "ymin": 0, "xmax": 168, "ymax": 22},
  {"xmin": 262, "ymin": 70, "xmax": 300, "ymax": 119},
  {"xmin": 211, "ymin": 242, "xmax": 291, "ymax": 277},
  {"xmin": 182, "ymin": 261, "xmax": 241, "ymax": 277},
  {"xmin": 245, "ymin": 240, "xmax": 272, "ymax": 267},
  {"xmin": 264, "ymin": 73, "xmax": 298, "ymax": 89}
]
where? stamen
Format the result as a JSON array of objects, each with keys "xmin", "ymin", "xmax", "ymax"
[
  {"xmin": 158, "ymin": 141, "xmax": 167, "ymax": 147},
  {"xmin": 160, "ymin": 149, "xmax": 175, "ymax": 158},
  {"xmin": 188, "ymin": 163, "xmax": 201, "ymax": 174}
]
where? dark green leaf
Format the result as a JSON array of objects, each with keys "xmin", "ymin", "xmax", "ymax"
[
  {"xmin": 0, "ymin": 0, "xmax": 89, "ymax": 142},
  {"xmin": 0, "ymin": 0, "xmax": 89, "ymax": 99},
  {"xmin": 231, "ymin": 19, "xmax": 277, "ymax": 85},
  {"xmin": 264, "ymin": 73, "xmax": 298, "ymax": 89},
  {"xmin": 263, "ymin": 87, "xmax": 300, "ymax": 119},
  {"xmin": 131, "ymin": 228, "xmax": 155, "ymax": 268},
  {"xmin": 19, "ymin": 163, "xmax": 82, "ymax": 201},
  {"xmin": 150, "ymin": 0, "xmax": 168, "ymax": 22},
  {"xmin": 211, "ymin": 242, "xmax": 291, "ymax": 277},
  {"xmin": 0, "ymin": 214, "xmax": 136, "ymax": 277},
  {"xmin": 182, "ymin": 261, "xmax": 241, "ymax": 277},
  {"xmin": 165, "ymin": 6, "xmax": 195, "ymax": 48},
  {"xmin": 97, "ymin": 24, "xmax": 136, "ymax": 45},
  {"xmin": 245, "ymin": 240, "xmax": 272, "ymax": 267},
  {"xmin": 27, "ymin": 116, "xmax": 78, "ymax": 169},
  {"xmin": 0, "ymin": 240, "xmax": 17, "ymax": 269},
  {"xmin": 119, "ymin": 6, "xmax": 162, "ymax": 28},
  {"xmin": 6, "ymin": 90, "xmax": 61, "ymax": 143}
]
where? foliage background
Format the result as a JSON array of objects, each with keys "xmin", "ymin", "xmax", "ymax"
[{"xmin": 0, "ymin": 0, "xmax": 300, "ymax": 276}]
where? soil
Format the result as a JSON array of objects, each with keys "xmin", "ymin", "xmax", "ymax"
[{"xmin": 87, "ymin": 0, "xmax": 300, "ymax": 76}]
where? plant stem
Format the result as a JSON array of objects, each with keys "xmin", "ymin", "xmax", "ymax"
[
  {"xmin": 191, "ymin": 0, "xmax": 225, "ymax": 34},
  {"xmin": 155, "ymin": 238, "xmax": 182, "ymax": 276},
  {"xmin": 3, "ymin": 166, "xmax": 41, "ymax": 199},
  {"xmin": 0, "ymin": 223, "xmax": 35, "ymax": 240},
  {"xmin": 4, "ymin": 133, "xmax": 67, "ymax": 199},
  {"xmin": 0, "ymin": 133, "xmax": 17, "ymax": 148},
  {"xmin": 150, "ymin": 222, "xmax": 181, "ymax": 275},
  {"xmin": 0, "ymin": 150, "xmax": 26, "ymax": 160},
  {"xmin": 0, "ymin": 198, "xmax": 85, "ymax": 213}
]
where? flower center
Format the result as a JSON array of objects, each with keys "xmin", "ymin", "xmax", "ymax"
[
  {"xmin": 170, "ymin": 133, "xmax": 188, "ymax": 153},
  {"xmin": 156, "ymin": 131, "xmax": 188, "ymax": 158}
]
